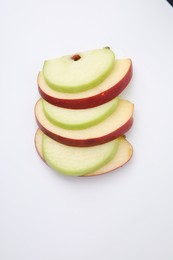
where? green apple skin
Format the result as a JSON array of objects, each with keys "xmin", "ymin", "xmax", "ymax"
[
  {"xmin": 42, "ymin": 133, "xmax": 120, "ymax": 176},
  {"xmin": 42, "ymin": 97, "xmax": 119, "ymax": 130},
  {"xmin": 42, "ymin": 48, "xmax": 115, "ymax": 93}
]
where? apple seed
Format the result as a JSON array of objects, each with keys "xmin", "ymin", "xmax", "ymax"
[{"xmin": 71, "ymin": 54, "xmax": 81, "ymax": 61}]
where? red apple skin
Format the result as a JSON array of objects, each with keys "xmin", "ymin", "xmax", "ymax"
[
  {"xmin": 38, "ymin": 60, "xmax": 133, "ymax": 109},
  {"xmin": 35, "ymin": 115, "xmax": 133, "ymax": 147}
]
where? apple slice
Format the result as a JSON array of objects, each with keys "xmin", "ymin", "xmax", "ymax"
[
  {"xmin": 35, "ymin": 98, "xmax": 134, "ymax": 147},
  {"xmin": 35, "ymin": 129, "xmax": 133, "ymax": 177},
  {"xmin": 43, "ymin": 131, "xmax": 119, "ymax": 176},
  {"xmin": 42, "ymin": 47, "xmax": 115, "ymax": 93},
  {"xmin": 38, "ymin": 59, "xmax": 132, "ymax": 109},
  {"xmin": 42, "ymin": 97, "xmax": 119, "ymax": 130}
]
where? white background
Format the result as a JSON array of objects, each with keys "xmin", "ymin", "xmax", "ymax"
[{"xmin": 0, "ymin": 0, "xmax": 173, "ymax": 259}]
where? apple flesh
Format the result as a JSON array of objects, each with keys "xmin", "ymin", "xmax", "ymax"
[
  {"xmin": 35, "ymin": 47, "xmax": 134, "ymax": 176},
  {"xmin": 35, "ymin": 98, "xmax": 134, "ymax": 147},
  {"xmin": 85, "ymin": 136, "xmax": 133, "ymax": 176},
  {"xmin": 38, "ymin": 59, "xmax": 132, "ymax": 109},
  {"xmin": 42, "ymin": 97, "xmax": 119, "ymax": 130},
  {"xmin": 42, "ymin": 132, "xmax": 119, "ymax": 176},
  {"xmin": 35, "ymin": 129, "xmax": 133, "ymax": 177},
  {"xmin": 42, "ymin": 48, "xmax": 115, "ymax": 93}
]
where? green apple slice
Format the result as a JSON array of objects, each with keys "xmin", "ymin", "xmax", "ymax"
[
  {"xmin": 42, "ymin": 97, "xmax": 119, "ymax": 130},
  {"xmin": 42, "ymin": 47, "xmax": 115, "ymax": 93},
  {"xmin": 42, "ymin": 133, "xmax": 119, "ymax": 176},
  {"xmin": 35, "ymin": 129, "xmax": 133, "ymax": 177}
]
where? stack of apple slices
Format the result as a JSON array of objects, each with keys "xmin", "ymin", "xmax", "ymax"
[{"xmin": 35, "ymin": 47, "xmax": 134, "ymax": 177}]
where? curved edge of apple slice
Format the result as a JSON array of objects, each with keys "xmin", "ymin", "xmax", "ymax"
[
  {"xmin": 38, "ymin": 59, "xmax": 133, "ymax": 109},
  {"xmin": 84, "ymin": 136, "xmax": 133, "ymax": 177},
  {"xmin": 36, "ymin": 114, "xmax": 134, "ymax": 147},
  {"xmin": 34, "ymin": 129, "xmax": 133, "ymax": 177},
  {"xmin": 34, "ymin": 128, "xmax": 45, "ymax": 162},
  {"xmin": 35, "ymin": 98, "xmax": 134, "ymax": 147}
]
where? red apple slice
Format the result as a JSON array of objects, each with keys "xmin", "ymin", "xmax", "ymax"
[
  {"xmin": 35, "ymin": 98, "xmax": 134, "ymax": 147},
  {"xmin": 35, "ymin": 129, "xmax": 133, "ymax": 176},
  {"xmin": 38, "ymin": 59, "xmax": 132, "ymax": 109}
]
